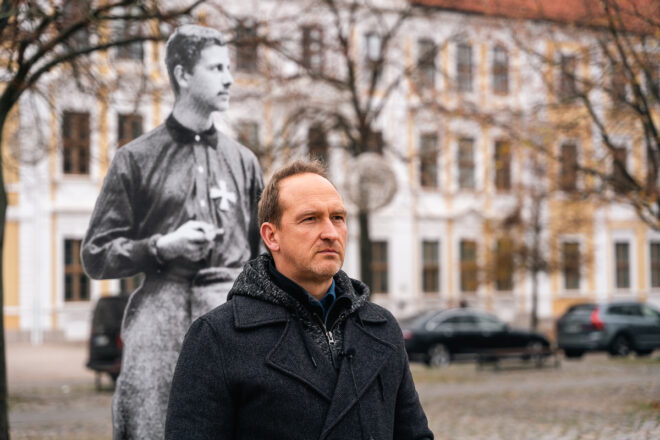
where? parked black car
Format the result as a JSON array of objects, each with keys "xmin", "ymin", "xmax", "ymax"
[
  {"xmin": 401, "ymin": 308, "xmax": 551, "ymax": 367},
  {"xmin": 86, "ymin": 295, "xmax": 128, "ymax": 386},
  {"xmin": 556, "ymin": 301, "xmax": 660, "ymax": 358}
]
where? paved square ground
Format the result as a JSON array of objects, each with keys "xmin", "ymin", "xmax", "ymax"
[{"xmin": 7, "ymin": 341, "xmax": 660, "ymax": 439}]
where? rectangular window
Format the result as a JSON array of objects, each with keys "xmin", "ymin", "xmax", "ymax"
[
  {"xmin": 560, "ymin": 142, "xmax": 578, "ymax": 192},
  {"xmin": 371, "ymin": 241, "xmax": 388, "ymax": 293},
  {"xmin": 114, "ymin": 18, "xmax": 144, "ymax": 61},
  {"xmin": 117, "ymin": 113, "xmax": 143, "ymax": 148},
  {"xmin": 460, "ymin": 240, "xmax": 478, "ymax": 292},
  {"xmin": 301, "ymin": 25, "xmax": 323, "ymax": 73},
  {"xmin": 61, "ymin": 0, "xmax": 89, "ymax": 48},
  {"xmin": 494, "ymin": 140, "xmax": 511, "ymax": 191},
  {"xmin": 422, "ymin": 241, "xmax": 440, "ymax": 293},
  {"xmin": 495, "ymin": 238, "xmax": 514, "ymax": 291},
  {"xmin": 62, "ymin": 111, "xmax": 90, "ymax": 175},
  {"xmin": 116, "ymin": 41, "xmax": 144, "ymax": 62},
  {"xmin": 492, "ymin": 46, "xmax": 509, "ymax": 95},
  {"xmin": 308, "ymin": 123, "xmax": 328, "ymax": 164},
  {"xmin": 417, "ymin": 39, "xmax": 436, "ymax": 88},
  {"xmin": 651, "ymin": 242, "xmax": 660, "ymax": 288},
  {"xmin": 613, "ymin": 147, "xmax": 629, "ymax": 194},
  {"xmin": 365, "ymin": 33, "xmax": 381, "ymax": 63},
  {"xmin": 456, "ymin": 43, "xmax": 473, "ymax": 92},
  {"xmin": 615, "ymin": 242, "xmax": 631, "ymax": 289},
  {"xmin": 236, "ymin": 21, "xmax": 258, "ymax": 73},
  {"xmin": 611, "ymin": 63, "xmax": 626, "ymax": 103},
  {"xmin": 558, "ymin": 54, "xmax": 577, "ymax": 102},
  {"xmin": 647, "ymin": 62, "xmax": 660, "ymax": 101},
  {"xmin": 458, "ymin": 137, "xmax": 475, "ymax": 189},
  {"xmin": 419, "ymin": 133, "xmax": 438, "ymax": 188},
  {"xmin": 237, "ymin": 121, "xmax": 260, "ymax": 155},
  {"xmin": 646, "ymin": 147, "xmax": 658, "ymax": 193},
  {"xmin": 563, "ymin": 241, "xmax": 580, "ymax": 290},
  {"xmin": 64, "ymin": 239, "xmax": 90, "ymax": 301},
  {"xmin": 366, "ymin": 129, "xmax": 384, "ymax": 155}
]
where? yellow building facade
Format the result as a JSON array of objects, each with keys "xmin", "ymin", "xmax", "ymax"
[{"xmin": 3, "ymin": 0, "xmax": 659, "ymax": 340}]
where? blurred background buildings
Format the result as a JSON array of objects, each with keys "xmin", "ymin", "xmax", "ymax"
[{"xmin": 2, "ymin": 0, "xmax": 660, "ymax": 342}]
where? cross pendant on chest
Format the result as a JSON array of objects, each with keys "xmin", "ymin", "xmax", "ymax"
[{"xmin": 211, "ymin": 180, "xmax": 237, "ymax": 212}]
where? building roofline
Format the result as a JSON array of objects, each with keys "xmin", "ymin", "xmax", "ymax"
[{"xmin": 408, "ymin": 0, "xmax": 659, "ymax": 35}]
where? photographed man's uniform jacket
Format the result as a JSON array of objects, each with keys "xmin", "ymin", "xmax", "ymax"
[
  {"xmin": 82, "ymin": 116, "xmax": 263, "ymax": 440},
  {"xmin": 165, "ymin": 255, "xmax": 434, "ymax": 440}
]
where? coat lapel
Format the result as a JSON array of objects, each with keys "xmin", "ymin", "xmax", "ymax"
[
  {"xmin": 319, "ymin": 308, "xmax": 395, "ymax": 439},
  {"xmin": 265, "ymin": 320, "xmax": 337, "ymax": 401},
  {"xmin": 233, "ymin": 295, "xmax": 336, "ymax": 401}
]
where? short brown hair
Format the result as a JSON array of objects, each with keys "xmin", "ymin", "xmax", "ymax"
[{"xmin": 258, "ymin": 159, "xmax": 329, "ymax": 227}]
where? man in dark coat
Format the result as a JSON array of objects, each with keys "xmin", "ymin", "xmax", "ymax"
[
  {"xmin": 165, "ymin": 160, "xmax": 433, "ymax": 439},
  {"xmin": 82, "ymin": 25, "xmax": 263, "ymax": 439}
]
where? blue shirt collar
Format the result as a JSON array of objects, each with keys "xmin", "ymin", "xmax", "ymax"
[{"xmin": 318, "ymin": 279, "xmax": 336, "ymax": 319}]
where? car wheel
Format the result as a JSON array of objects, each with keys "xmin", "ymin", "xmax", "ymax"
[
  {"xmin": 609, "ymin": 334, "xmax": 632, "ymax": 357},
  {"xmin": 427, "ymin": 344, "xmax": 451, "ymax": 368},
  {"xmin": 635, "ymin": 349, "xmax": 653, "ymax": 357},
  {"xmin": 564, "ymin": 349, "xmax": 584, "ymax": 359}
]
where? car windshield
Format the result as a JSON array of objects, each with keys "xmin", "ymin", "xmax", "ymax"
[
  {"xmin": 474, "ymin": 314, "xmax": 503, "ymax": 327},
  {"xmin": 565, "ymin": 304, "xmax": 596, "ymax": 316},
  {"xmin": 641, "ymin": 304, "xmax": 660, "ymax": 319},
  {"xmin": 399, "ymin": 310, "xmax": 439, "ymax": 328},
  {"xmin": 608, "ymin": 304, "xmax": 642, "ymax": 316}
]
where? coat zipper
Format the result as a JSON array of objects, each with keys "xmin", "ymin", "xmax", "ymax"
[
  {"xmin": 315, "ymin": 313, "xmax": 347, "ymax": 368},
  {"xmin": 317, "ymin": 312, "xmax": 347, "ymax": 346},
  {"xmin": 314, "ymin": 314, "xmax": 335, "ymax": 347}
]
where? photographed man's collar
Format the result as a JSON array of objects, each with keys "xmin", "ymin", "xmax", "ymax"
[{"xmin": 166, "ymin": 114, "xmax": 218, "ymax": 148}]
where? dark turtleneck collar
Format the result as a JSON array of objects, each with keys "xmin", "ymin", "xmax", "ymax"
[
  {"xmin": 268, "ymin": 259, "xmax": 337, "ymax": 321},
  {"xmin": 166, "ymin": 114, "xmax": 218, "ymax": 148}
]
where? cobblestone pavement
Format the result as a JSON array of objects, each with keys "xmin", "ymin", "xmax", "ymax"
[
  {"xmin": 414, "ymin": 355, "xmax": 660, "ymax": 440},
  {"xmin": 7, "ymin": 341, "xmax": 660, "ymax": 439},
  {"xmin": 8, "ymin": 341, "xmax": 113, "ymax": 439}
]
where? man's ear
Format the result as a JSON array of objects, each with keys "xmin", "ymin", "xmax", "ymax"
[
  {"xmin": 260, "ymin": 223, "xmax": 280, "ymax": 252},
  {"xmin": 173, "ymin": 65, "xmax": 189, "ymax": 91}
]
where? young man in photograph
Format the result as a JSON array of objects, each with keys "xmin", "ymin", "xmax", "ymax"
[{"xmin": 82, "ymin": 25, "xmax": 263, "ymax": 439}]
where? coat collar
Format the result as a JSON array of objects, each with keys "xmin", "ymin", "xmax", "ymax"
[
  {"xmin": 228, "ymin": 255, "xmax": 371, "ymax": 319},
  {"xmin": 232, "ymin": 295, "xmax": 288, "ymax": 329},
  {"xmin": 356, "ymin": 302, "xmax": 389, "ymax": 324},
  {"xmin": 231, "ymin": 292, "xmax": 387, "ymax": 329}
]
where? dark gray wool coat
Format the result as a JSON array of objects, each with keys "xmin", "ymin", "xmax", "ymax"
[{"xmin": 165, "ymin": 255, "xmax": 434, "ymax": 440}]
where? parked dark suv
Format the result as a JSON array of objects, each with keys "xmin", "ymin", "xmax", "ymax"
[
  {"xmin": 556, "ymin": 301, "xmax": 660, "ymax": 358},
  {"xmin": 86, "ymin": 295, "xmax": 129, "ymax": 386}
]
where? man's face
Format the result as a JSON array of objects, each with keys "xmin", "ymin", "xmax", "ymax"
[
  {"xmin": 269, "ymin": 173, "xmax": 347, "ymax": 286},
  {"xmin": 183, "ymin": 44, "xmax": 233, "ymax": 113}
]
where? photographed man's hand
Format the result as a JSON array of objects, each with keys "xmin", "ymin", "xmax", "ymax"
[{"xmin": 156, "ymin": 220, "xmax": 218, "ymax": 262}]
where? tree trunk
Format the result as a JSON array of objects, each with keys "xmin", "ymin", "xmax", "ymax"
[
  {"xmin": 358, "ymin": 210, "xmax": 373, "ymax": 292},
  {"xmin": 0, "ymin": 112, "xmax": 11, "ymax": 439},
  {"xmin": 531, "ymin": 269, "xmax": 538, "ymax": 331}
]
